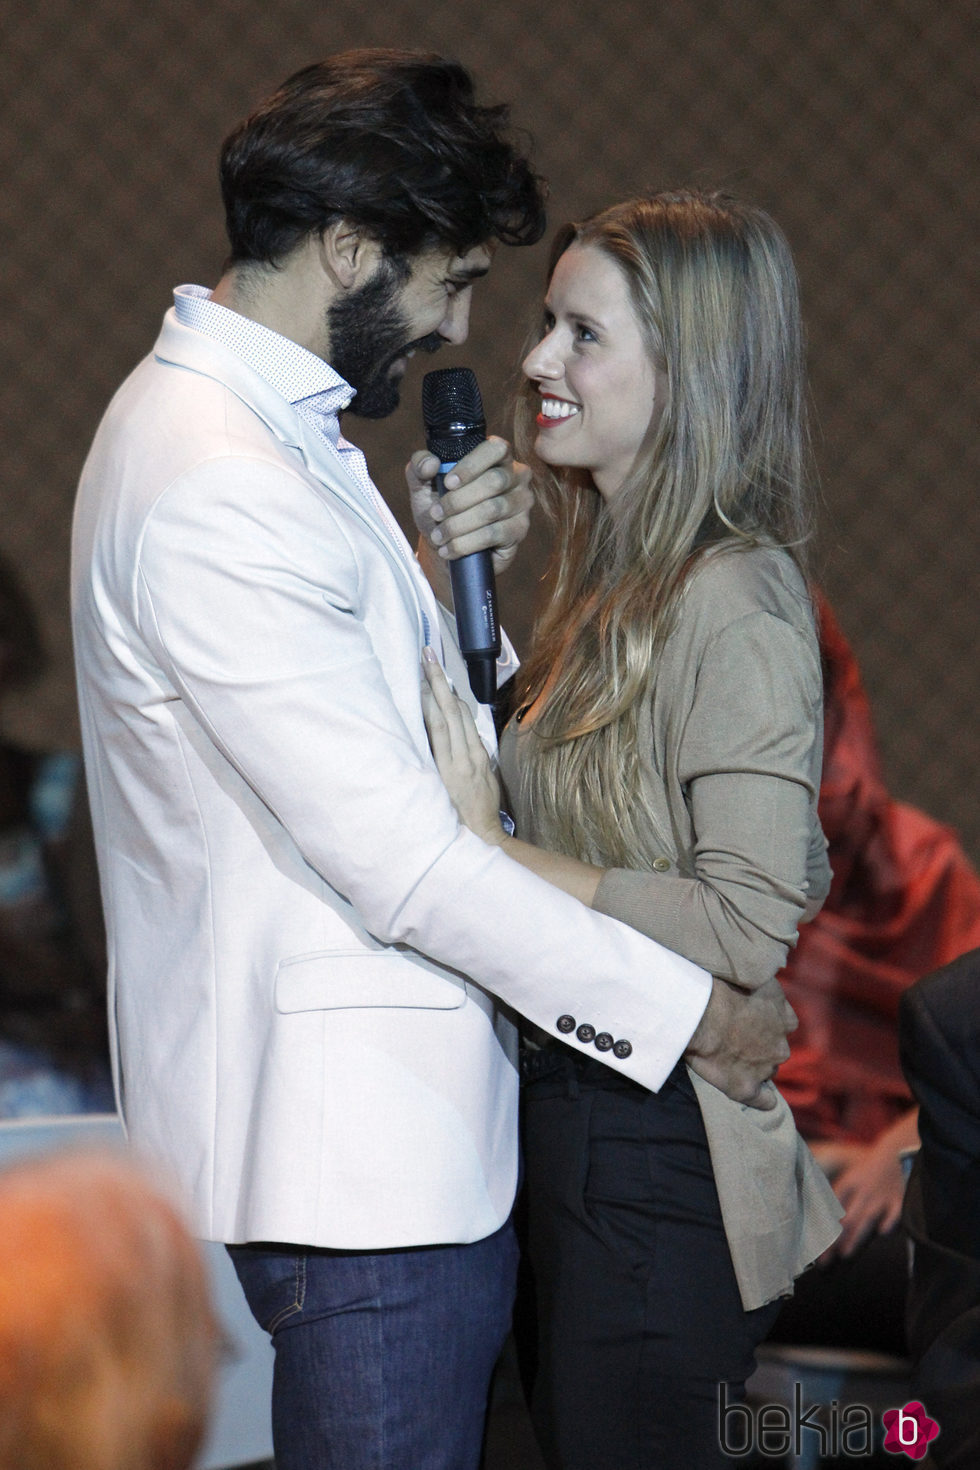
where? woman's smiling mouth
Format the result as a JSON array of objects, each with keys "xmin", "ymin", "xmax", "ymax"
[{"xmin": 536, "ymin": 396, "xmax": 581, "ymax": 427}]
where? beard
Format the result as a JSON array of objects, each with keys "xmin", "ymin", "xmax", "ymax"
[{"xmin": 328, "ymin": 259, "xmax": 443, "ymax": 419}]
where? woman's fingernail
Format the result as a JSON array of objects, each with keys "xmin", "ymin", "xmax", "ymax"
[{"xmin": 422, "ymin": 646, "xmax": 437, "ymax": 664}]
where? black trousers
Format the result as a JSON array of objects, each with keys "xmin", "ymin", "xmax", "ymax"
[{"xmin": 522, "ymin": 1052, "xmax": 781, "ymax": 1470}]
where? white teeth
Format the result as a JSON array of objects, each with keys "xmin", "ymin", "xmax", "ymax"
[{"xmin": 539, "ymin": 398, "xmax": 580, "ymax": 420}]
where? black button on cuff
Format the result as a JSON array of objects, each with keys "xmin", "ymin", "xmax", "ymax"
[
  {"xmin": 576, "ymin": 1023, "xmax": 596, "ymax": 1044},
  {"xmin": 594, "ymin": 1032, "xmax": 614, "ymax": 1052},
  {"xmin": 613, "ymin": 1039, "xmax": 633, "ymax": 1059},
  {"xmin": 556, "ymin": 1014, "xmax": 576, "ymax": 1034}
]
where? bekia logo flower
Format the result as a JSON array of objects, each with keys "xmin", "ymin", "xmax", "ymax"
[{"xmin": 882, "ymin": 1401, "xmax": 939, "ymax": 1459}]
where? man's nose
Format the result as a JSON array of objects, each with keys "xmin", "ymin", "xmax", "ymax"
[{"xmin": 439, "ymin": 291, "xmax": 472, "ymax": 346}]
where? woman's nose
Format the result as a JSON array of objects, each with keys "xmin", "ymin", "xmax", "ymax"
[{"xmin": 522, "ymin": 331, "xmax": 562, "ymax": 381}]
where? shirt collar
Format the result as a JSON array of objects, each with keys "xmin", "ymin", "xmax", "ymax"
[{"xmin": 172, "ymin": 284, "xmax": 354, "ymax": 415}]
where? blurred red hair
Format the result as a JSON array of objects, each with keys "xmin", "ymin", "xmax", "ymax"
[{"xmin": 0, "ymin": 1149, "xmax": 219, "ymax": 1470}]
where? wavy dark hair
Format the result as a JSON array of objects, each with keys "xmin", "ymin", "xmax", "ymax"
[{"xmin": 220, "ymin": 49, "xmax": 547, "ymax": 266}]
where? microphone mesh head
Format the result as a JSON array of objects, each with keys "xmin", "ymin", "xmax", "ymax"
[{"xmin": 422, "ymin": 368, "xmax": 486, "ymax": 443}]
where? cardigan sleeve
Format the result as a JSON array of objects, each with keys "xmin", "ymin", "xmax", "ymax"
[{"xmin": 593, "ymin": 609, "xmax": 829, "ymax": 989}]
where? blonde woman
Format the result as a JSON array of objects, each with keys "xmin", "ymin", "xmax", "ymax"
[{"xmin": 422, "ymin": 191, "xmax": 841, "ymax": 1469}]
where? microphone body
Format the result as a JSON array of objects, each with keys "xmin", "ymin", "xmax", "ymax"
[{"xmin": 422, "ymin": 368, "xmax": 500, "ymax": 705}]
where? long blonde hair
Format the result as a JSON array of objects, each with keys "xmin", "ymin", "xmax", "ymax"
[{"xmin": 514, "ymin": 190, "xmax": 814, "ymax": 867}]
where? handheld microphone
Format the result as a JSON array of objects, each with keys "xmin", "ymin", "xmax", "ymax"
[{"xmin": 422, "ymin": 367, "xmax": 500, "ymax": 705}]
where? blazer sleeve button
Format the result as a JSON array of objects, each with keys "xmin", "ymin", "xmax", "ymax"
[
  {"xmin": 576, "ymin": 1023, "xmax": 596, "ymax": 1044},
  {"xmin": 594, "ymin": 1032, "xmax": 614, "ymax": 1052},
  {"xmin": 556, "ymin": 1015, "xmax": 576, "ymax": 1034},
  {"xmin": 613, "ymin": 1039, "xmax": 633, "ymax": 1059}
]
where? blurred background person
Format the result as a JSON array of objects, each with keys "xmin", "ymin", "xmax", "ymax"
[
  {"xmin": 0, "ymin": 552, "xmax": 112, "ymax": 1116},
  {"xmin": 900, "ymin": 948, "xmax": 980, "ymax": 1470},
  {"xmin": 0, "ymin": 1147, "xmax": 220, "ymax": 1470},
  {"xmin": 771, "ymin": 594, "xmax": 980, "ymax": 1357}
]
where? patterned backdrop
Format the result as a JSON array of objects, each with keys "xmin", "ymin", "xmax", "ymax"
[{"xmin": 1, "ymin": 0, "xmax": 977, "ymax": 856}]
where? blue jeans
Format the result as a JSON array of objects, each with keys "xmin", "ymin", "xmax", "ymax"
[{"xmin": 228, "ymin": 1219, "xmax": 518, "ymax": 1470}]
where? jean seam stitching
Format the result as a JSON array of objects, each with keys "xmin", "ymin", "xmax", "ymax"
[{"xmin": 265, "ymin": 1252, "xmax": 306, "ymax": 1334}]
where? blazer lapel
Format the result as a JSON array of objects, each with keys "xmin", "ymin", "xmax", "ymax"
[{"xmin": 154, "ymin": 311, "xmax": 438, "ymax": 646}]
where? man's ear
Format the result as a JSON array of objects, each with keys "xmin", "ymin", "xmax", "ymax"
[{"xmin": 318, "ymin": 220, "xmax": 383, "ymax": 291}]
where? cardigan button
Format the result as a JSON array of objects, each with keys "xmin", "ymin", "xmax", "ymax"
[
  {"xmin": 576, "ymin": 1023, "xmax": 596, "ymax": 1044},
  {"xmin": 594, "ymin": 1032, "xmax": 614, "ymax": 1052},
  {"xmin": 652, "ymin": 856, "xmax": 671, "ymax": 872},
  {"xmin": 613, "ymin": 1039, "xmax": 633, "ymax": 1059},
  {"xmin": 556, "ymin": 1014, "xmax": 576, "ymax": 1034}
]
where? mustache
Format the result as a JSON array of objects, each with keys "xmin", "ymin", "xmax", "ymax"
[
  {"xmin": 375, "ymin": 331, "xmax": 445, "ymax": 383},
  {"xmin": 403, "ymin": 332, "xmax": 444, "ymax": 357}
]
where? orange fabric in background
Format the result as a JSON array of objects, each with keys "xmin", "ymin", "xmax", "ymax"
[{"xmin": 777, "ymin": 594, "xmax": 980, "ymax": 1144}]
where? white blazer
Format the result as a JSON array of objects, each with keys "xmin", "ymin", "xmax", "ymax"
[{"xmin": 71, "ymin": 310, "xmax": 711, "ymax": 1248}]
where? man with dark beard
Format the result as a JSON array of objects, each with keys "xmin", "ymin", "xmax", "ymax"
[{"xmin": 72, "ymin": 50, "xmax": 780, "ymax": 1470}]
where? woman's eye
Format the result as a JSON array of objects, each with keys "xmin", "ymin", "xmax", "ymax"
[{"xmin": 575, "ymin": 323, "xmax": 597, "ymax": 343}]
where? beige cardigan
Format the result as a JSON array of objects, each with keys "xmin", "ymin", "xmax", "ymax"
[{"xmin": 500, "ymin": 544, "xmax": 842, "ymax": 1309}]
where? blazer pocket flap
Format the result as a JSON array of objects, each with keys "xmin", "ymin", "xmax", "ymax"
[{"xmin": 275, "ymin": 951, "xmax": 466, "ymax": 1013}]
